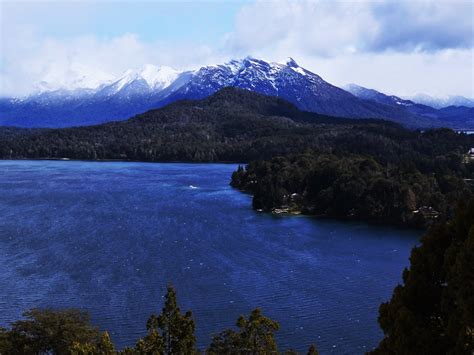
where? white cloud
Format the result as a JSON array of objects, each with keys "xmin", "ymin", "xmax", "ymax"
[
  {"xmin": 0, "ymin": 29, "xmax": 225, "ymax": 96},
  {"xmin": 223, "ymin": 0, "xmax": 474, "ymax": 98},
  {"xmin": 0, "ymin": 0, "xmax": 473, "ymax": 98},
  {"xmin": 296, "ymin": 48, "xmax": 474, "ymax": 98},
  {"xmin": 226, "ymin": 0, "xmax": 473, "ymax": 56}
]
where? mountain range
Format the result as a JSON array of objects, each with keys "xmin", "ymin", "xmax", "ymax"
[
  {"xmin": 0, "ymin": 57, "xmax": 472, "ymax": 129},
  {"xmin": 344, "ymin": 84, "xmax": 474, "ymax": 129},
  {"xmin": 407, "ymin": 94, "xmax": 474, "ymax": 109}
]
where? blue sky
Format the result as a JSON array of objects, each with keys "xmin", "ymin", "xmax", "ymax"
[
  {"xmin": 1, "ymin": 0, "xmax": 473, "ymax": 98},
  {"xmin": 5, "ymin": 1, "xmax": 244, "ymax": 42}
]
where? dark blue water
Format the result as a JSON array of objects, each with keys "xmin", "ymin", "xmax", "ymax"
[{"xmin": 0, "ymin": 161, "xmax": 419, "ymax": 354}]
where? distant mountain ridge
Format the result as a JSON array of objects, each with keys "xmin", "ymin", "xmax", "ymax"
[
  {"xmin": 345, "ymin": 84, "xmax": 474, "ymax": 129},
  {"xmin": 408, "ymin": 93, "xmax": 474, "ymax": 109},
  {"xmin": 0, "ymin": 57, "xmax": 472, "ymax": 129}
]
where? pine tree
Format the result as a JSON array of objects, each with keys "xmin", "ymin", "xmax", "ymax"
[
  {"xmin": 237, "ymin": 308, "xmax": 280, "ymax": 354},
  {"xmin": 207, "ymin": 308, "xmax": 280, "ymax": 354},
  {"xmin": 206, "ymin": 329, "xmax": 240, "ymax": 354},
  {"xmin": 147, "ymin": 285, "xmax": 196, "ymax": 355},
  {"xmin": 97, "ymin": 331, "xmax": 116, "ymax": 354},
  {"xmin": 307, "ymin": 343, "xmax": 319, "ymax": 355}
]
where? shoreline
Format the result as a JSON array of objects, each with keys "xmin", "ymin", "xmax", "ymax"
[
  {"xmin": 1, "ymin": 157, "xmax": 429, "ymax": 231},
  {"xmin": 264, "ymin": 206, "xmax": 427, "ymax": 231},
  {"xmin": 0, "ymin": 157, "xmax": 245, "ymax": 165}
]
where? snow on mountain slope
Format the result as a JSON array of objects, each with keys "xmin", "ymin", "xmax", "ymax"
[
  {"xmin": 407, "ymin": 93, "xmax": 474, "ymax": 109},
  {"xmin": 0, "ymin": 57, "xmax": 471, "ymax": 128},
  {"xmin": 154, "ymin": 57, "xmax": 427, "ymax": 127},
  {"xmin": 95, "ymin": 65, "xmax": 182, "ymax": 97},
  {"xmin": 346, "ymin": 84, "xmax": 474, "ymax": 128},
  {"xmin": 344, "ymin": 84, "xmax": 415, "ymax": 107}
]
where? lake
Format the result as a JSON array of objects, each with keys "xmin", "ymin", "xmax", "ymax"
[{"xmin": 0, "ymin": 161, "xmax": 420, "ymax": 353}]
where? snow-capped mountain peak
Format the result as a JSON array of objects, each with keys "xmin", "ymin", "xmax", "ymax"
[
  {"xmin": 105, "ymin": 65, "xmax": 182, "ymax": 95},
  {"xmin": 109, "ymin": 69, "xmax": 140, "ymax": 93},
  {"xmin": 286, "ymin": 57, "xmax": 299, "ymax": 68},
  {"xmin": 139, "ymin": 64, "xmax": 181, "ymax": 90},
  {"xmin": 5, "ymin": 56, "xmax": 471, "ymax": 129}
]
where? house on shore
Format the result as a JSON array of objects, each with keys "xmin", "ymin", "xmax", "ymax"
[{"xmin": 463, "ymin": 148, "xmax": 474, "ymax": 163}]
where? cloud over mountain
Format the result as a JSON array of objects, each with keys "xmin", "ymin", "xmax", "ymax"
[{"xmin": 1, "ymin": 0, "xmax": 472, "ymax": 98}]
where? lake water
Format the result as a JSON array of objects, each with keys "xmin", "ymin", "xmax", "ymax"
[{"xmin": 0, "ymin": 161, "xmax": 420, "ymax": 354}]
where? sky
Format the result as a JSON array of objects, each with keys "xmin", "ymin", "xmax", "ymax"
[{"xmin": 0, "ymin": 0, "xmax": 473, "ymax": 98}]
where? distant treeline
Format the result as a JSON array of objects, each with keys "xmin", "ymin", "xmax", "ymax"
[{"xmin": 0, "ymin": 286, "xmax": 318, "ymax": 354}]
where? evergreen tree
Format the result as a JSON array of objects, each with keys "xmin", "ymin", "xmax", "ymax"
[
  {"xmin": 307, "ymin": 343, "xmax": 319, "ymax": 355},
  {"xmin": 237, "ymin": 308, "xmax": 280, "ymax": 354},
  {"xmin": 371, "ymin": 198, "xmax": 474, "ymax": 354},
  {"xmin": 207, "ymin": 308, "xmax": 280, "ymax": 354},
  {"xmin": 97, "ymin": 331, "xmax": 116, "ymax": 354},
  {"xmin": 206, "ymin": 329, "xmax": 240, "ymax": 354},
  {"xmin": 147, "ymin": 285, "xmax": 196, "ymax": 355},
  {"xmin": 134, "ymin": 329, "xmax": 164, "ymax": 354},
  {"xmin": 70, "ymin": 341, "xmax": 98, "ymax": 354}
]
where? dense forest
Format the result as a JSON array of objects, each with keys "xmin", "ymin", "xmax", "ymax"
[
  {"xmin": 0, "ymin": 286, "xmax": 318, "ymax": 354},
  {"xmin": 230, "ymin": 152, "xmax": 474, "ymax": 227}
]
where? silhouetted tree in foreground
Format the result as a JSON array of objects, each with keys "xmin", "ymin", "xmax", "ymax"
[{"xmin": 370, "ymin": 198, "xmax": 474, "ymax": 355}]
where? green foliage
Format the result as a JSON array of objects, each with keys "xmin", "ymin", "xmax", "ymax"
[
  {"xmin": 307, "ymin": 344, "xmax": 319, "ymax": 354},
  {"xmin": 231, "ymin": 153, "xmax": 472, "ymax": 227},
  {"xmin": 207, "ymin": 308, "xmax": 280, "ymax": 354},
  {"xmin": 237, "ymin": 308, "xmax": 280, "ymax": 354},
  {"xmin": 98, "ymin": 332, "xmax": 116, "ymax": 354},
  {"xmin": 0, "ymin": 308, "xmax": 99, "ymax": 354},
  {"xmin": 370, "ymin": 198, "xmax": 474, "ymax": 354},
  {"xmin": 133, "ymin": 328, "xmax": 164, "ymax": 354},
  {"xmin": 206, "ymin": 329, "xmax": 241, "ymax": 354},
  {"xmin": 146, "ymin": 285, "xmax": 196, "ymax": 354},
  {"xmin": 70, "ymin": 341, "xmax": 99, "ymax": 354},
  {"xmin": 69, "ymin": 331, "xmax": 116, "ymax": 354}
]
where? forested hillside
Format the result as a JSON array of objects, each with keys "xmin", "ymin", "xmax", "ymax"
[{"xmin": 0, "ymin": 88, "xmax": 473, "ymax": 164}]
